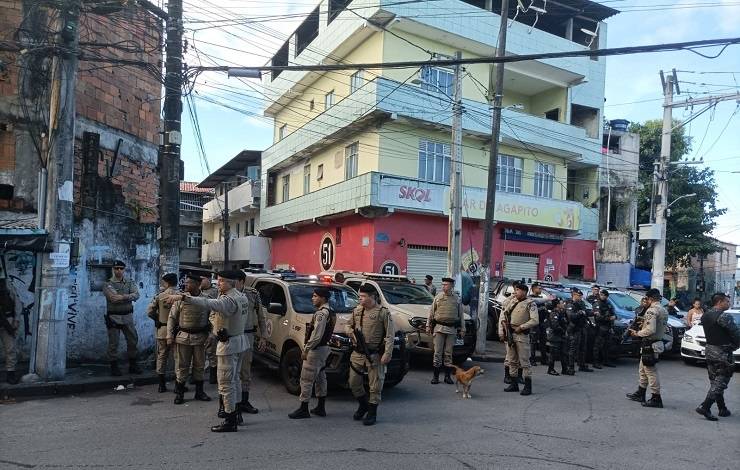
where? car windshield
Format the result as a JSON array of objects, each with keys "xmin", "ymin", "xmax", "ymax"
[
  {"xmin": 288, "ymin": 283, "xmax": 359, "ymax": 314},
  {"xmin": 536, "ymin": 288, "xmax": 592, "ymax": 310},
  {"xmin": 376, "ymin": 281, "xmax": 434, "ymax": 305},
  {"xmin": 731, "ymin": 312, "xmax": 740, "ymax": 323},
  {"xmin": 609, "ymin": 293, "xmax": 640, "ymax": 311}
]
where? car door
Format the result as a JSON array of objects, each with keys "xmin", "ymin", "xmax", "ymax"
[{"xmin": 254, "ymin": 280, "xmax": 286, "ymax": 361}]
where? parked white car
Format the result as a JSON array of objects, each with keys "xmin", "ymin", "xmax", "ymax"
[{"xmin": 680, "ymin": 309, "xmax": 740, "ymax": 365}]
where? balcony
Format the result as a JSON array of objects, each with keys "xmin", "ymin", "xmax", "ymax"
[
  {"xmin": 201, "ymin": 236, "xmax": 271, "ymax": 266},
  {"xmin": 203, "ymin": 180, "xmax": 261, "ymax": 223}
]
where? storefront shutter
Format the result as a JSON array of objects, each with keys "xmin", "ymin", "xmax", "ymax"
[
  {"xmin": 503, "ymin": 252, "xmax": 539, "ymax": 282},
  {"xmin": 406, "ymin": 246, "xmax": 448, "ymax": 287}
]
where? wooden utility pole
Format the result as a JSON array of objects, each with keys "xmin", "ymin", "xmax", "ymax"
[{"xmin": 448, "ymin": 51, "xmax": 463, "ymax": 281}]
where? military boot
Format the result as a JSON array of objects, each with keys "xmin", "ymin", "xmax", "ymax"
[
  {"xmin": 236, "ymin": 409, "xmax": 245, "ymax": 426},
  {"xmin": 443, "ymin": 367, "xmax": 454, "ymax": 385},
  {"xmin": 174, "ymin": 382, "xmax": 185, "ymax": 405},
  {"xmin": 504, "ymin": 366, "xmax": 512, "ymax": 384},
  {"xmin": 517, "ymin": 368, "xmax": 525, "ymax": 384},
  {"xmin": 158, "ymin": 374, "xmax": 167, "ymax": 393},
  {"xmin": 696, "ymin": 396, "xmax": 718, "ymax": 421},
  {"xmin": 209, "ymin": 366, "xmax": 217, "ymax": 385},
  {"xmin": 431, "ymin": 367, "xmax": 441, "ymax": 384},
  {"xmin": 626, "ymin": 387, "xmax": 646, "ymax": 403},
  {"xmin": 128, "ymin": 359, "xmax": 142, "ymax": 375},
  {"xmin": 217, "ymin": 395, "xmax": 227, "ymax": 418},
  {"xmin": 194, "ymin": 381, "xmax": 211, "ymax": 401},
  {"xmin": 240, "ymin": 392, "xmax": 258, "ymax": 414},
  {"xmin": 547, "ymin": 364, "xmax": 560, "ymax": 376},
  {"xmin": 311, "ymin": 397, "xmax": 326, "ymax": 417},
  {"xmin": 716, "ymin": 396, "xmax": 731, "ymax": 417},
  {"xmin": 211, "ymin": 411, "xmax": 238, "ymax": 433},
  {"xmin": 353, "ymin": 395, "xmax": 369, "ymax": 421},
  {"xmin": 110, "ymin": 361, "xmax": 122, "ymax": 377},
  {"xmin": 6, "ymin": 370, "xmax": 19, "ymax": 385},
  {"xmin": 520, "ymin": 377, "xmax": 532, "ymax": 396},
  {"xmin": 642, "ymin": 394, "xmax": 663, "ymax": 408},
  {"xmin": 363, "ymin": 403, "xmax": 377, "ymax": 426},
  {"xmin": 578, "ymin": 365, "xmax": 594, "ymax": 373},
  {"xmin": 288, "ymin": 401, "xmax": 311, "ymax": 419},
  {"xmin": 504, "ymin": 377, "xmax": 520, "ymax": 392}
]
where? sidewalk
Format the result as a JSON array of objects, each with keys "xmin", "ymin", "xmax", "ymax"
[{"xmin": 470, "ymin": 340, "xmax": 506, "ymax": 363}]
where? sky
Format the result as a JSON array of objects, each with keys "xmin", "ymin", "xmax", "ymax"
[{"xmin": 179, "ymin": 0, "xmax": 740, "ymax": 247}]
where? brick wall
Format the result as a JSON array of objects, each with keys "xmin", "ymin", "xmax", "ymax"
[{"xmin": 0, "ymin": 1, "xmax": 22, "ymax": 173}]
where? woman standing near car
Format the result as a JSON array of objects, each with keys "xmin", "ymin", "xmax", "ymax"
[{"xmin": 686, "ymin": 298, "xmax": 704, "ymax": 327}]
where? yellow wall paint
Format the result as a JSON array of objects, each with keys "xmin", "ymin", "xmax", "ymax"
[{"xmin": 530, "ymin": 87, "xmax": 568, "ymax": 122}]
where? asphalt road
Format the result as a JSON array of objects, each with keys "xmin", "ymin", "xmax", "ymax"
[{"xmin": 0, "ymin": 356, "xmax": 737, "ymax": 470}]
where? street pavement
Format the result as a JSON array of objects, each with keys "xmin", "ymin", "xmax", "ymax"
[{"xmin": 0, "ymin": 356, "xmax": 737, "ymax": 470}]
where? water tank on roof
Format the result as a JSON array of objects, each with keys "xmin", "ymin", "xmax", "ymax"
[{"xmin": 609, "ymin": 119, "xmax": 630, "ymax": 133}]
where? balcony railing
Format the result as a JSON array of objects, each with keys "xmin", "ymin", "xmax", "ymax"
[
  {"xmin": 203, "ymin": 180, "xmax": 261, "ymax": 223},
  {"xmin": 201, "ymin": 235, "xmax": 271, "ymax": 265}
]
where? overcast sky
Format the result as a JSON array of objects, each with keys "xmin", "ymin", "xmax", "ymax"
[{"xmin": 179, "ymin": 0, "xmax": 740, "ymax": 246}]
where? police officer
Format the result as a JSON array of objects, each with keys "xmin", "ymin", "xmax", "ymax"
[
  {"xmin": 528, "ymin": 282, "xmax": 548, "ymax": 366},
  {"xmin": 347, "ymin": 283, "xmax": 394, "ymax": 426},
  {"xmin": 564, "ymin": 289, "xmax": 589, "ymax": 375},
  {"xmin": 626, "ymin": 288, "xmax": 667, "ymax": 408},
  {"xmin": 0, "ymin": 281, "xmax": 19, "ymax": 384},
  {"xmin": 592, "ymin": 289, "xmax": 616, "ymax": 369},
  {"xmin": 200, "ymin": 275, "xmax": 219, "ymax": 385},
  {"xmin": 695, "ymin": 292, "xmax": 740, "ymax": 421},
  {"xmin": 236, "ymin": 271, "xmax": 267, "ymax": 415},
  {"xmin": 168, "ymin": 274, "xmax": 211, "ymax": 405},
  {"xmin": 498, "ymin": 281, "xmax": 538, "ymax": 396},
  {"xmin": 426, "ymin": 277, "xmax": 464, "ymax": 385},
  {"xmin": 147, "ymin": 273, "xmax": 178, "ymax": 392},
  {"xmin": 289, "ymin": 286, "xmax": 336, "ymax": 419},
  {"xmin": 545, "ymin": 299, "xmax": 568, "ymax": 376},
  {"xmin": 168, "ymin": 270, "xmax": 249, "ymax": 432},
  {"xmin": 423, "ymin": 275, "xmax": 437, "ymax": 296},
  {"xmin": 587, "ymin": 285, "xmax": 600, "ymax": 304},
  {"xmin": 103, "ymin": 260, "xmax": 141, "ymax": 376}
]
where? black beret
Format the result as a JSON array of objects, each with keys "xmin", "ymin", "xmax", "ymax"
[
  {"xmin": 162, "ymin": 273, "xmax": 178, "ymax": 285},
  {"xmin": 425, "ymin": 275, "xmax": 433, "ymax": 281},
  {"xmin": 314, "ymin": 287, "xmax": 331, "ymax": 299},
  {"xmin": 513, "ymin": 281, "xmax": 528, "ymax": 291},
  {"xmin": 185, "ymin": 273, "xmax": 202, "ymax": 282},
  {"xmin": 113, "ymin": 260, "xmax": 126, "ymax": 268},
  {"xmin": 600, "ymin": 289, "xmax": 610, "ymax": 297},
  {"xmin": 358, "ymin": 283, "xmax": 377, "ymax": 295},
  {"xmin": 217, "ymin": 270, "xmax": 241, "ymax": 281},
  {"xmin": 531, "ymin": 282, "xmax": 541, "ymax": 288},
  {"xmin": 441, "ymin": 277, "xmax": 455, "ymax": 283},
  {"xmin": 646, "ymin": 288, "xmax": 662, "ymax": 300},
  {"xmin": 571, "ymin": 288, "xmax": 583, "ymax": 295}
]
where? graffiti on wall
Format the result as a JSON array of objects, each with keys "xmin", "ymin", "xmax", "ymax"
[
  {"xmin": 0, "ymin": 250, "xmax": 37, "ymax": 338},
  {"xmin": 67, "ymin": 265, "xmax": 79, "ymax": 330}
]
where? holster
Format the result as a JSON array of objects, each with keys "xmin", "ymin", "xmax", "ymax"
[
  {"xmin": 640, "ymin": 345, "xmax": 658, "ymax": 366},
  {"xmin": 104, "ymin": 315, "xmax": 124, "ymax": 330},
  {"xmin": 216, "ymin": 328, "xmax": 230, "ymax": 343}
]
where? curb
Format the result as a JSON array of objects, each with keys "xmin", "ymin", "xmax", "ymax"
[
  {"xmin": 470, "ymin": 354, "xmax": 505, "ymax": 363},
  {"xmin": 0, "ymin": 374, "xmax": 160, "ymax": 400}
]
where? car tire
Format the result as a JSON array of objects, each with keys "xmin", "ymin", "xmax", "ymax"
[{"xmin": 280, "ymin": 346, "xmax": 302, "ymax": 396}]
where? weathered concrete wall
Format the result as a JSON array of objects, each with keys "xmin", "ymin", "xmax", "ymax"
[
  {"xmin": 0, "ymin": 250, "xmax": 37, "ymax": 365},
  {"xmin": 596, "ymin": 262, "xmax": 631, "ymax": 289},
  {"xmin": 596, "ymin": 231, "xmax": 631, "ymax": 263}
]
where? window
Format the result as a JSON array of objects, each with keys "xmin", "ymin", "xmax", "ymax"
[
  {"xmin": 344, "ymin": 142, "xmax": 359, "ymax": 179},
  {"xmin": 316, "ymin": 164, "xmax": 324, "ymax": 181},
  {"xmin": 420, "ymin": 66, "xmax": 454, "ymax": 96},
  {"xmin": 303, "ymin": 164, "xmax": 311, "ymax": 194},
  {"xmin": 568, "ymin": 264, "xmax": 584, "ymax": 279},
  {"xmin": 186, "ymin": 232, "xmax": 202, "ymax": 248},
  {"xmin": 309, "ymin": 99, "xmax": 315, "ymax": 111},
  {"xmin": 544, "ymin": 109, "xmax": 560, "ymax": 121},
  {"xmin": 218, "ymin": 228, "xmax": 223, "ymax": 242},
  {"xmin": 418, "ymin": 140, "xmax": 451, "ymax": 184},
  {"xmin": 246, "ymin": 165, "xmax": 260, "ymax": 181},
  {"xmin": 281, "ymin": 174, "xmax": 290, "ymax": 202},
  {"xmin": 324, "ymin": 90, "xmax": 335, "ymax": 110},
  {"xmin": 534, "ymin": 162, "xmax": 554, "ymax": 198},
  {"xmin": 249, "ymin": 218, "xmax": 255, "ymax": 235},
  {"xmin": 235, "ymin": 223, "xmax": 241, "ymax": 238},
  {"xmin": 496, "ymin": 155, "xmax": 522, "ymax": 193},
  {"xmin": 278, "ymin": 123, "xmax": 287, "ymax": 140},
  {"xmin": 350, "ymin": 70, "xmax": 364, "ymax": 93}
]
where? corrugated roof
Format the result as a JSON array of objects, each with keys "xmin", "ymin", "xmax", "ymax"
[
  {"xmin": 180, "ymin": 181, "xmax": 214, "ymax": 194},
  {"xmin": 198, "ymin": 150, "xmax": 261, "ymax": 188}
]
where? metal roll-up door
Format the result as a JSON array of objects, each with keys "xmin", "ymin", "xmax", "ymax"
[
  {"xmin": 406, "ymin": 246, "xmax": 448, "ymax": 286},
  {"xmin": 503, "ymin": 252, "xmax": 539, "ymax": 282}
]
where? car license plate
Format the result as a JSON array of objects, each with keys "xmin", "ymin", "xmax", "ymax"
[
  {"xmin": 455, "ymin": 338, "xmax": 464, "ymax": 346},
  {"xmin": 700, "ymin": 350, "xmax": 705, "ymax": 356}
]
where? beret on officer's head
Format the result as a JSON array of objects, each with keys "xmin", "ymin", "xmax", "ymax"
[
  {"xmin": 161, "ymin": 273, "xmax": 178, "ymax": 285},
  {"xmin": 358, "ymin": 283, "xmax": 377, "ymax": 295},
  {"xmin": 513, "ymin": 281, "xmax": 528, "ymax": 291},
  {"xmin": 185, "ymin": 273, "xmax": 202, "ymax": 282},
  {"xmin": 441, "ymin": 277, "xmax": 455, "ymax": 283},
  {"xmin": 217, "ymin": 270, "xmax": 242, "ymax": 281},
  {"xmin": 425, "ymin": 275, "xmax": 433, "ymax": 281},
  {"xmin": 646, "ymin": 288, "xmax": 662, "ymax": 300},
  {"xmin": 113, "ymin": 260, "xmax": 126, "ymax": 268},
  {"xmin": 571, "ymin": 288, "xmax": 583, "ymax": 296},
  {"xmin": 314, "ymin": 287, "xmax": 331, "ymax": 300}
]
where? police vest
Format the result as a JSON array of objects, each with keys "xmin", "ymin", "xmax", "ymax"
[
  {"xmin": 157, "ymin": 287, "xmax": 177, "ymax": 324},
  {"xmin": 106, "ymin": 279, "xmax": 135, "ymax": 314},
  {"xmin": 510, "ymin": 298, "xmax": 535, "ymax": 326},
  {"xmin": 645, "ymin": 305, "xmax": 668, "ymax": 342},
  {"xmin": 219, "ymin": 289, "xmax": 248, "ymax": 336},
  {"xmin": 311, "ymin": 306, "xmax": 336, "ymax": 348},
  {"xmin": 179, "ymin": 300, "xmax": 210, "ymax": 330},
  {"xmin": 243, "ymin": 288, "xmax": 260, "ymax": 330},
  {"xmin": 352, "ymin": 305, "xmax": 390, "ymax": 351},
  {"xmin": 701, "ymin": 309, "xmax": 734, "ymax": 346},
  {"xmin": 433, "ymin": 294, "xmax": 460, "ymax": 325}
]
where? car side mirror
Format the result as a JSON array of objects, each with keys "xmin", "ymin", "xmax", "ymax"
[{"xmin": 267, "ymin": 302, "xmax": 286, "ymax": 315}]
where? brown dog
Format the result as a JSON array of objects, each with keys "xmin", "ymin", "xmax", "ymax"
[{"xmin": 452, "ymin": 365, "xmax": 484, "ymax": 399}]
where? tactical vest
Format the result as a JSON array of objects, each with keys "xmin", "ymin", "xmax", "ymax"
[
  {"xmin": 433, "ymin": 293, "xmax": 460, "ymax": 325},
  {"xmin": 645, "ymin": 305, "xmax": 668, "ymax": 342},
  {"xmin": 566, "ymin": 301, "xmax": 586, "ymax": 330},
  {"xmin": 243, "ymin": 288, "xmax": 260, "ymax": 331},
  {"xmin": 701, "ymin": 309, "xmax": 734, "ymax": 346},
  {"xmin": 309, "ymin": 306, "xmax": 336, "ymax": 348},
  {"xmin": 219, "ymin": 289, "xmax": 248, "ymax": 336},
  {"xmin": 157, "ymin": 287, "xmax": 177, "ymax": 323},
  {"xmin": 510, "ymin": 298, "xmax": 535, "ymax": 326},
  {"xmin": 353, "ymin": 305, "xmax": 390, "ymax": 351},
  {"xmin": 179, "ymin": 300, "xmax": 210, "ymax": 330},
  {"xmin": 106, "ymin": 278, "xmax": 135, "ymax": 314}
]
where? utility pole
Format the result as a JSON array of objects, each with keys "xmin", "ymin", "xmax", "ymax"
[
  {"xmin": 158, "ymin": 0, "xmax": 183, "ymax": 276},
  {"xmin": 447, "ymin": 51, "xmax": 463, "ymax": 281},
  {"xmin": 223, "ymin": 182, "xmax": 230, "ymax": 269},
  {"xmin": 35, "ymin": 0, "xmax": 80, "ymax": 381},
  {"xmin": 476, "ymin": 0, "xmax": 509, "ymax": 355}
]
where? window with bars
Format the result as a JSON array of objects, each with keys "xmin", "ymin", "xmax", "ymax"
[
  {"xmin": 350, "ymin": 70, "xmax": 364, "ymax": 93},
  {"xmin": 420, "ymin": 66, "xmax": 454, "ymax": 96},
  {"xmin": 418, "ymin": 140, "xmax": 451, "ymax": 184},
  {"xmin": 180, "ymin": 192, "xmax": 209, "ymax": 212},
  {"xmin": 186, "ymin": 232, "xmax": 202, "ymax": 248},
  {"xmin": 344, "ymin": 142, "xmax": 359, "ymax": 180},
  {"xmin": 496, "ymin": 155, "xmax": 522, "ymax": 193},
  {"xmin": 534, "ymin": 162, "xmax": 554, "ymax": 198},
  {"xmin": 303, "ymin": 164, "xmax": 311, "ymax": 194}
]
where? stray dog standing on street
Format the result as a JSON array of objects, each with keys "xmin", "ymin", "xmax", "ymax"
[{"xmin": 452, "ymin": 365, "xmax": 484, "ymax": 398}]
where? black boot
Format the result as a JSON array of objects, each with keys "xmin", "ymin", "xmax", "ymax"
[
  {"xmin": 6, "ymin": 370, "xmax": 19, "ymax": 385},
  {"xmin": 236, "ymin": 409, "xmax": 244, "ymax": 426},
  {"xmin": 561, "ymin": 363, "xmax": 568, "ymax": 375},
  {"xmin": 642, "ymin": 394, "xmax": 663, "ymax": 408},
  {"xmin": 353, "ymin": 395, "xmax": 369, "ymax": 421},
  {"xmin": 547, "ymin": 364, "xmax": 560, "ymax": 376},
  {"xmin": 504, "ymin": 366, "xmax": 512, "ymax": 384},
  {"xmin": 593, "ymin": 363, "xmax": 603, "ymax": 370},
  {"xmin": 174, "ymin": 382, "xmax": 185, "ymax": 405},
  {"xmin": 363, "ymin": 403, "xmax": 377, "ymax": 426},
  {"xmin": 517, "ymin": 368, "xmax": 525, "ymax": 384},
  {"xmin": 504, "ymin": 376, "xmax": 520, "ymax": 392},
  {"xmin": 128, "ymin": 359, "xmax": 142, "ymax": 375},
  {"xmin": 110, "ymin": 361, "xmax": 122, "ymax": 377},
  {"xmin": 578, "ymin": 365, "xmax": 594, "ymax": 373},
  {"xmin": 696, "ymin": 397, "xmax": 718, "ymax": 421},
  {"xmin": 288, "ymin": 401, "xmax": 311, "ymax": 419},
  {"xmin": 626, "ymin": 387, "xmax": 647, "ymax": 403},
  {"xmin": 431, "ymin": 367, "xmax": 440, "ymax": 384},
  {"xmin": 716, "ymin": 396, "xmax": 731, "ymax": 417},
  {"xmin": 240, "ymin": 392, "xmax": 258, "ymax": 414},
  {"xmin": 194, "ymin": 381, "xmax": 211, "ymax": 401},
  {"xmin": 444, "ymin": 367, "xmax": 454, "ymax": 385},
  {"xmin": 311, "ymin": 397, "xmax": 326, "ymax": 417},
  {"xmin": 520, "ymin": 377, "xmax": 532, "ymax": 396},
  {"xmin": 158, "ymin": 374, "xmax": 167, "ymax": 393},
  {"xmin": 211, "ymin": 411, "xmax": 238, "ymax": 432},
  {"xmin": 218, "ymin": 395, "xmax": 227, "ymax": 418},
  {"xmin": 209, "ymin": 366, "xmax": 217, "ymax": 385}
]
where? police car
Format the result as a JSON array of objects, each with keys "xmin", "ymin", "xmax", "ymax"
[{"xmin": 681, "ymin": 309, "xmax": 740, "ymax": 366}]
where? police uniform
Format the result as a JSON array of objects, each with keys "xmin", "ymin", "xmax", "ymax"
[
  {"xmin": 626, "ymin": 296, "xmax": 667, "ymax": 407},
  {"xmin": 592, "ymin": 296, "xmax": 616, "ymax": 368},
  {"xmin": 200, "ymin": 285, "xmax": 219, "ymax": 384},
  {"xmin": 528, "ymin": 294, "xmax": 549, "ymax": 365},
  {"xmin": 182, "ymin": 275, "xmax": 249, "ymax": 432},
  {"xmin": 0, "ymin": 286, "xmax": 19, "ymax": 384},
  {"xmin": 546, "ymin": 304, "xmax": 568, "ymax": 375},
  {"xmin": 347, "ymin": 300, "xmax": 394, "ymax": 425},
  {"xmin": 427, "ymin": 285, "xmax": 464, "ymax": 385},
  {"xmin": 564, "ymin": 298, "xmax": 588, "ymax": 375},
  {"xmin": 498, "ymin": 289, "xmax": 539, "ymax": 395},
  {"xmin": 103, "ymin": 262, "xmax": 141, "ymax": 376},
  {"xmin": 147, "ymin": 276, "xmax": 178, "ymax": 392},
  {"xmin": 239, "ymin": 285, "xmax": 267, "ymax": 414},
  {"xmin": 168, "ymin": 291, "xmax": 211, "ymax": 404}
]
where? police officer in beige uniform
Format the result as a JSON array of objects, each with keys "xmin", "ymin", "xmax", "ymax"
[
  {"xmin": 498, "ymin": 281, "xmax": 539, "ymax": 396},
  {"xmin": 168, "ymin": 270, "xmax": 248, "ymax": 432},
  {"xmin": 167, "ymin": 274, "xmax": 211, "ymax": 405},
  {"xmin": 626, "ymin": 288, "xmax": 668, "ymax": 408},
  {"xmin": 200, "ymin": 275, "xmax": 219, "ymax": 384},
  {"xmin": 103, "ymin": 260, "xmax": 141, "ymax": 376},
  {"xmin": 347, "ymin": 283, "xmax": 394, "ymax": 426},
  {"xmin": 0, "ymin": 281, "xmax": 19, "ymax": 384},
  {"xmin": 236, "ymin": 270, "xmax": 267, "ymax": 415},
  {"xmin": 289, "ymin": 286, "xmax": 336, "ymax": 419},
  {"xmin": 426, "ymin": 277, "xmax": 465, "ymax": 385},
  {"xmin": 147, "ymin": 272, "xmax": 178, "ymax": 392}
]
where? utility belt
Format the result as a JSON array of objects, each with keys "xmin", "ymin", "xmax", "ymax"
[
  {"xmin": 512, "ymin": 324, "xmax": 529, "ymax": 334},
  {"xmin": 244, "ymin": 328, "xmax": 256, "ymax": 334},
  {"xmin": 434, "ymin": 319, "xmax": 461, "ymax": 327},
  {"xmin": 216, "ymin": 328, "xmax": 241, "ymax": 343},
  {"xmin": 154, "ymin": 320, "xmax": 167, "ymax": 329},
  {"xmin": 107, "ymin": 309, "xmax": 133, "ymax": 315},
  {"xmin": 180, "ymin": 326, "xmax": 209, "ymax": 334}
]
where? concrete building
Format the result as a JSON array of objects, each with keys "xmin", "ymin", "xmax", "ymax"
[
  {"xmin": 259, "ymin": 0, "xmax": 618, "ymax": 282},
  {"xmin": 666, "ymin": 241, "xmax": 738, "ymax": 307},
  {"xmin": 0, "ymin": 2, "xmax": 163, "ymax": 366},
  {"xmin": 198, "ymin": 151, "xmax": 271, "ymax": 271},
  {"xmin": 179, "ymin": 182, "xmax": 213, "ymax": 269}
]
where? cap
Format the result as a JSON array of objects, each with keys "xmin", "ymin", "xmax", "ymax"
[
  {"xmin": 313, "ymin": 287, "xmax": 331, "ymax": 300},
  {"xmin": 358, "ymin": 283, "xmax": 377, "ymax": 295},
  {"xmin": 217, "ymin": 270, "xmax": 241, "ymax": 281},
  {"xmin": 531, "ymin": 281, "xmax": 541, "ymax": 288},
  {"xmin": 571, "ymin": 288, "xmax": 583, "ymax": 296},
  {"xmin": 441, "ymin": 277, "xmax": 455, "ymax": 283},
  {"xmin": 113, "ymin": 260, "xmax": 126, "ymax": 268},
  {"xmin": 184, "ymin": 272, "xmax": 203, "ymax": 282},
  {"xmin": 600, "ymin": 289, "xmax": 610, "ymax": 297},
  {"xmin": 591, "ymin": 284, "xmax": 600, "ymax": 289},
  {"xmin": 646, "ymin": 288, "xmax": 662, "ymax": 300},
  {"xmin": 425, "ymin": 275, "xmax": 433, "ymax": 281},
  {"xmin": 162, "ymin": 273, "xmax": 178, "ymax": 285},
  {"xmin": 235, "ymin": 270, "xmax": 246, "ymax": 281},
  {"xmin": 513, "ymin": 281, "xmax": 528, "ymax": 291}
]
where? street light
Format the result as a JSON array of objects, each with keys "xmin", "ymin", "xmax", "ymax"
[{"xmin": 666, "ymin": 193, "xmax": 696, "ymax": 217}]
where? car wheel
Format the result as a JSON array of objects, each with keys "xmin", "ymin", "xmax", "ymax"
[{"xmin": 280, "ymin": 346, "xmax": 302, "ymax": 396}]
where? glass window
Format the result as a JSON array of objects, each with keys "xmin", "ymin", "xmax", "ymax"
[
  {"xmin": 496, "ymin": 155, "xmax": 522, "ymax": 193},
  {"xmin": 281, "ymin": 174, "xmax": 290, "ymax": 202},
  {"xmin": 186, "ymin": 232, "xmax": 201, "ymax": 248},
  {"xmin": 324, "ymin": 90, "xmax": 335, "ymax": 110},
  {"xmin": 288, "ymin": 283, "xmax": 359, "ymax": 314},
  {"xmin": 235, "ymin": 223, "xmax": 240, "ymax": 238},
  {"xmin": 350, "ymin": 70, "xmax": 364, "ymax": 93},
  {"xmin": 316, "ymin": 164, "xmax": 324, "ymax": 181},
  {"xmin": 303, "ymin": 164, "xmax": 311, "ymax": 195},
  {"xmin": 278, "ymin": 123, "xmax": 287, "ymax": 140},
  {"xmin": 420, "ymin": 66, "xmax": 454, "ymax": 96},
  {"xmin": 418, "ymin": 139, "xmax": 451, "ymax": 184},
  {"xmin": 376, "ymin": 281, "xmax": 433, "ymax": 305},
  {"xmin": 534, "ymin": 162, "xmax": 554, "ymax": 198},
  {"xmin": 344, "ymin": 142, "xmax": 359, "ymax": 179},
  {"xmin": 309, "ymin": 99, "xmax": 315, "ymax": 111}
]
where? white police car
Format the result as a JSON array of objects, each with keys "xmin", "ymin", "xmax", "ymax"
[{"xmin": 681, "ymin": 309, "xmax": 740, "ymax": 365}]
